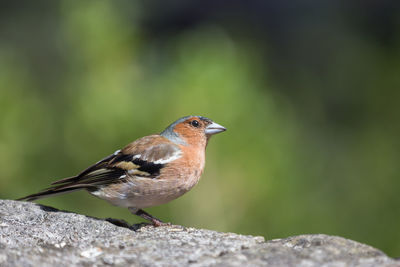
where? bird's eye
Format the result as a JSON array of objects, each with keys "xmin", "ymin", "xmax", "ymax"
[{"xmin": 190, "ymin": 120, "xmax": 200, "ymax": 127}]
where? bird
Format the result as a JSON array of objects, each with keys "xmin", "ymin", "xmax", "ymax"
[{"xmin": 18, "ymin": 115, "xmax": 226, "ymax": 226}]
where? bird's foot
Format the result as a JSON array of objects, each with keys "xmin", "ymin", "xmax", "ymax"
[
  {"xmin": 131, "ymin": 208, "xmax": 170, "ymax": 227},
  {"xmin": 151, "ymin": 218, "xmax": 171, "ymax": 227}
]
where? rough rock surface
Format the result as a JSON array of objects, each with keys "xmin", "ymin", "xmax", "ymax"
[{"xmin": 0, "ymin": 200, "xmax": 398, "ymax": 267}]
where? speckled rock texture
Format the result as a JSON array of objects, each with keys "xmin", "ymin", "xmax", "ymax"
[{"xmin": 0, "ymin": 200, "xmax": 398, "ymax": 267}]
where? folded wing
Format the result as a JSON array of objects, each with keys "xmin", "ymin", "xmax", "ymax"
[{"xmin": 18, "ymin": 136, "xmax": 182, "ymax": 201}]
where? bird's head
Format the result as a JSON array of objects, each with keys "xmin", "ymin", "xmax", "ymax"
[{"xmin": 161, "ymin": 116, "xmax": 226, "ymax": 146}]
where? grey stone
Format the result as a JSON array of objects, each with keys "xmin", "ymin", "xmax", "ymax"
[{"xmin": 0, "ymin": 200, "xmax": 398, "ymax": 267}]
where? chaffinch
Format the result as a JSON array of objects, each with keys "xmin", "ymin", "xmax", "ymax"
[{"xmin": 18, "ymin": 116, "xmax": 226, "ymax": 226}]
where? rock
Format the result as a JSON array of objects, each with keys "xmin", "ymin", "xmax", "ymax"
[{"xmin": 0, "ymin": 199, "xmax": 398, "ymax": 267}]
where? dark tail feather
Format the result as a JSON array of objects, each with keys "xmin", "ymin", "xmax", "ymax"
[
  {"xmin": 17, "ymin": 184, "xmax": 86, "ymax": 202},
  {"xmin": 50, "ymin": 175, "xmax": 79, "ymax": 185}
]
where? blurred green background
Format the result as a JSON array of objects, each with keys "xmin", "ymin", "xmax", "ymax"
[{"xmin": 1, "ymin": 0, "xmax": 399, "ymax": 257}]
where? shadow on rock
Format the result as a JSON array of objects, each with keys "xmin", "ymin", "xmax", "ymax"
[{"xmin": 37, "ymin": 202, "xmax": 148, "ymax": 231}]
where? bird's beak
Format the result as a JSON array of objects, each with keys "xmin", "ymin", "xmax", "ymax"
[{"xmin": 205, "ymin": 122, "xmax": 227, "ymax": 135}]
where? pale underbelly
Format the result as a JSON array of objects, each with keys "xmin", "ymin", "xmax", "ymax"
[{"xmin": 89, "ymin": 175, "xmax": 200, "ymax": 208}]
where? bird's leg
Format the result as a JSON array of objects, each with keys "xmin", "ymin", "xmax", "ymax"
[{"xmin": 128, "ymin": 207, "xmax": 168, "ymax": 227}]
